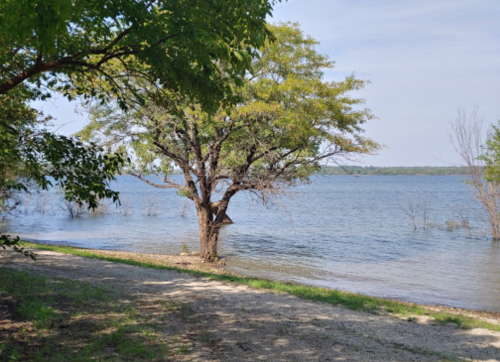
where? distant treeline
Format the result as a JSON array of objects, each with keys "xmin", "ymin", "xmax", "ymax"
[
  {"xmin": 126, "ymin": 166, "xmax": 469, "ymax": 177},
  {"xmin": 316, "ymin": 166, "xmax": 469, "ymax": 176}
]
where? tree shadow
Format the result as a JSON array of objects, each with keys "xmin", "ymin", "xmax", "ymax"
[{"xmin": 3, "ymin": 251, "xmax": 500, "ymax": 362}]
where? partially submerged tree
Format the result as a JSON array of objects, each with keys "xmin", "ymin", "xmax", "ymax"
[
  {"xmin": 0, "ymin": 0, "xmax": 278, "ymax": 256},
  {"xmin": 80, "ymin": 23, "xmax": 380, "ymax": 260},
  {"xmin": 450, "ymin": 107, "xmax": 500, "ymax": 240}
]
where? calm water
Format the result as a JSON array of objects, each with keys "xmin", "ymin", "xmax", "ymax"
[{"xmin": 2, "ymin": 175, "xmax": 500, "ymax": 311}]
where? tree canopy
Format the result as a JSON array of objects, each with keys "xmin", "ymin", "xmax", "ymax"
[
  {"xmin": 81, "ymin": 23, "xmax": 380, "ymax": 260},
  {"xmin": 0, "ymin": 0, "xmax": 277, "ymax": 110},
  {"xmin": 0, "ymin": 88, "xmax": 124, "ymax": 206},
  {"xmin": 0, "ymin": 87, "xmax": 125, "ymax": 258}
]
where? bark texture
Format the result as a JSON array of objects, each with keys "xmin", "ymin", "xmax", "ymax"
[{"xmin": 197, "ymin": 205, "xmax": 226, "ymax": 260}]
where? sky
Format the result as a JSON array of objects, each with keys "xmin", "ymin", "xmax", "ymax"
[{"xmin": 33, "ymin": 0, "xmax": 500, "ymax": 166}]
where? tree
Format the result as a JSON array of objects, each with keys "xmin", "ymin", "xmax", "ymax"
[
  {"xmin": 0, "ymin": 88, "xmax": 124, "ymax": 206},
  {"xmin": 0, "ymin": 87, "xmax": 125, "ymax": 257},
  {"xmin": 450, "ymin": 107, "xmax": 500, "ymax": 240},
  {"xmin": 0, "ymin": 0, "xmax": 278, "ymax": 256},
  {"xmin": 80, "ymin": 23, "xmax": 380, "ymax": 260},
  {"xmin": 0, "ymin": 0, "xmax": 277, "ymax": 110}
]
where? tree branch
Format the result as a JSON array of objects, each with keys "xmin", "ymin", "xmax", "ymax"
[{"xmin": 131, "ymin": 173, "xmax": 182, "ymax": 190}]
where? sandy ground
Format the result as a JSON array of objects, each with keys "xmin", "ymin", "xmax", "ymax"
[
  {"xmin": 69, "ymin": 248, "xmax": 230, "ymax": 274},
  {"xmin": 2, "ymin": 250, "xmax": 500, "ymax": 362}
]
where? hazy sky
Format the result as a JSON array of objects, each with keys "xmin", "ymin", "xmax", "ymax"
[{"xmin": 34, "ymin": 0, "xmax": 500, "ymax": 166}]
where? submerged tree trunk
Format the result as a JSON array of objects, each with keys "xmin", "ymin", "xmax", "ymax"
[
  {"xmin": 211, "ymin": 203, "xmax": 233, "ymax": 224},
  {"xmin": 451, "ymin": 108, "xmax": 500, "ymax": 241},
  {"xmin": 196, "ymin": 198, "xmax": 234, "ymax": 260},
  {"xmin": 485, "ymin": 183, "xmax": 500, "ymax": 241},
  {"xmin": 222, "ymin": 214, "xmax": 233, "ymax": 224}
]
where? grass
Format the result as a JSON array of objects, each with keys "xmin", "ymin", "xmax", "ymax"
[
  {"xmin": 18, "ymin": 241, "xmax": 500, "ymax": 333},
  {"xmin": 0, "ymin": 268, "xmax": 195, "ymax": 361},
  {"xmin": 16, "ymin": 300, "xmax": 55, "ymax": 329},
  {"xmin": 181, "ymin": 242, "xmax": 190, "ymax": 254}
]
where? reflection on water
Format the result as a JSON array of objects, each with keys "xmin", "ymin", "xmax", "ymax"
[{"xmin": 2, "ymin": 175, "xmax": 500, "ymax": 311}]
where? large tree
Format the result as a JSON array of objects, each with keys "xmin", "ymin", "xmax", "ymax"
[
  {"xmin": 0, "ymin": 0, "xmax": 278, "ymax": 256},
  {"xmin": 80, "ymin": 23, "xmax": 380, "ymax": 260}
]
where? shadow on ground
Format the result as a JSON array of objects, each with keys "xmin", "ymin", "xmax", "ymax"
[{"xmin": 1, "ymin": 250, "xmax": 500, "ymax": 362}]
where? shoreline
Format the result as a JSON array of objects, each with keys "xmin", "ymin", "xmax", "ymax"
[
  {"xmin": 18, "ymin": 241, "xmax": 500, "ymax": 330},
  {"xmin": 4, "ymin": 248, "xmax": 500, "ymax": 361}
]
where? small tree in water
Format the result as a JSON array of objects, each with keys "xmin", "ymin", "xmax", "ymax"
[
  {"xmin": 451, "ymin": 108, "xmax": 500, "ymax": 240},
  {"xmin": 80, "ymin": 23, "xmax": 380, "ymax": 260}
]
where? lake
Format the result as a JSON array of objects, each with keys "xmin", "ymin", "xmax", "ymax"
[{"xmin": 2, "ymin": 175, "xmax": 499, "ymax": 311}]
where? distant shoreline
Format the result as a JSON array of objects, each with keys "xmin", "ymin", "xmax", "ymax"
[
  {"xmin": 151, "ymin": 166, "xmax": 471, "ymax": 177},
  {"xmin": 315, "ymin": 166, "xmax": 470, "ymax": 176}
]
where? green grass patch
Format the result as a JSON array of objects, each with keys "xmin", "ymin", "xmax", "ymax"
[
  {"xmin": 16, "ymin": 300, "xmax": 55, "ymax": 329},
  {"xmin": 20, "ymin": 241, "xmax": 500, "ymax": 333},
  {"xmin": 0, "ymin": 267, "xmax": 194, "ymax": 361}
]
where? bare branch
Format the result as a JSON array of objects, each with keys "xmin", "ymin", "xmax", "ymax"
[
  {"xmin": 450, "ymin": 107, "xmax": 500, "ymax": 240},
  {"xmin": 131, "ymin": 173, "xmax": 182, "ymax": 190}
]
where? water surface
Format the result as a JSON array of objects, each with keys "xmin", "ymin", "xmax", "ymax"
[{"xmin": 2, "ymin": 175, "xmax": 499, "ymax": 311}]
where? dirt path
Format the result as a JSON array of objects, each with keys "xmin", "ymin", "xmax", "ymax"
[{"xmin": 2, "ymin": 250, "xmax": 500, "ymax": 362}]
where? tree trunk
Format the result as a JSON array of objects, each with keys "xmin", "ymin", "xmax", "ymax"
[
  {"xmin": 197, "ymin": 206, "xmax": 222, "ymax": 260},
  {"xmin": 480, "ymin": 182, "xmax": 500, "ymax": 241},
  {"xmin": 200, "ymin": 231, "xmax": 219, "ymax": 260}
]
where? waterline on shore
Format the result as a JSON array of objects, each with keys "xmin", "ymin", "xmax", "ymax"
[{"xmin": 17, "ymin": 241, "xmax": 500, "ymax": 332}]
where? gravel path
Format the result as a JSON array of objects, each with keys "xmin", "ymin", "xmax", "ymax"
[{"xmin": 2, "ymin": 250, "xmax": 500, "ymax": 362}]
